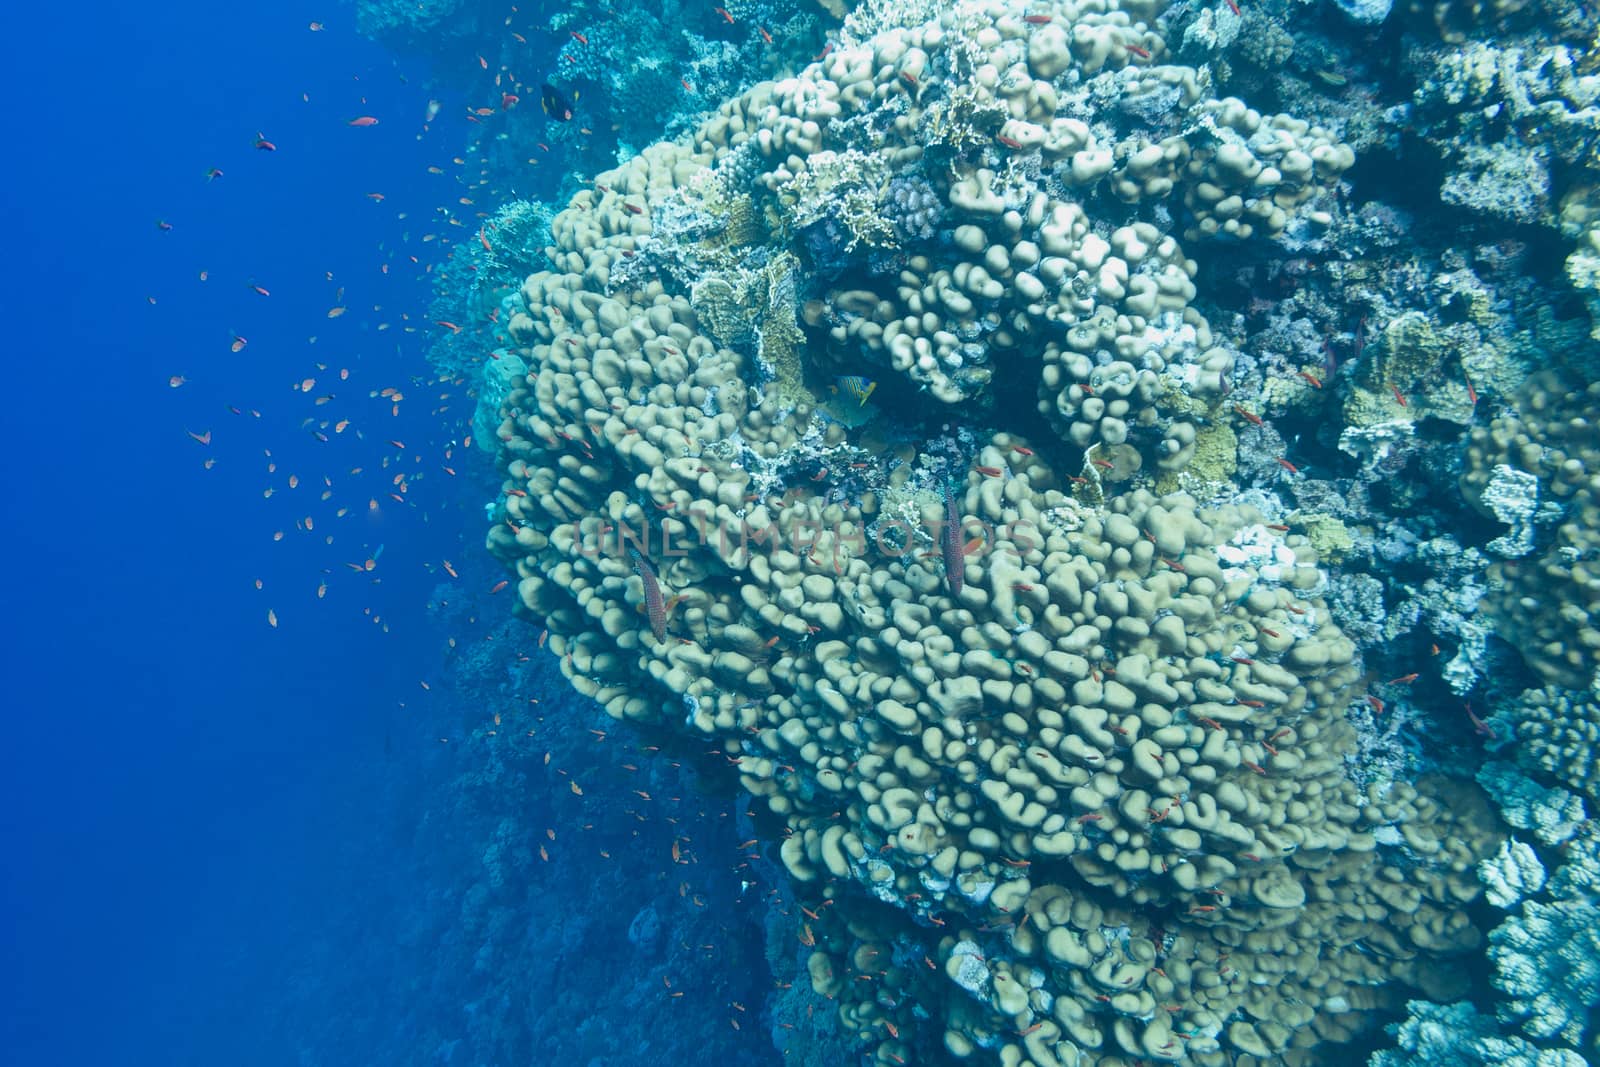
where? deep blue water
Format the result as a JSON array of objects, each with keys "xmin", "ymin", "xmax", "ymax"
[{"xmin": 1, "ymin": 4, "xmax": 485, "ymax": 1063}]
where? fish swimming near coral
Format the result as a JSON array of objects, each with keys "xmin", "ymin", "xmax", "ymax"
[
  {"xmin": 540, "ymin": 84, "xmax": 576, "ymax": 122},
  {"xmin": 942, "ymin": 481, "xmax": 963, "ymax": 597},
  {"xmin": 833, "ymin": 375, "xmax": 877, "ymax": 407},
  {"xmin": 629, "ymin": 547, "xmax": 667, "ymax": 642}
]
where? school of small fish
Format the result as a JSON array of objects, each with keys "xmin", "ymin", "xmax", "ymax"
[{"xmin": 154, "ymin": 14, "xmax": 593, "ymax": 677}]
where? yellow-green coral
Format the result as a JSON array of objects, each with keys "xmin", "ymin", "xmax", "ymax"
[{"xmin": 482, "ymin": 1, "xmax": 1493, "ymax": 1063}]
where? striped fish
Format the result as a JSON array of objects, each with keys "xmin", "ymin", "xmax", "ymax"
[
  {"xmin": 835, "ymin": 375, "xmax": 877, "ymax": 407},
  {"xmin": 943, "ymin": 481, "xmax": 963, "ymax": 597},
  {"xmin": 629, "ymin": 548, "xmax": 667, "ymax": 641}
]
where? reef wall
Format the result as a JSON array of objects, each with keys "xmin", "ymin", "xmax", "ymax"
[{"xmin": 375, "ymin": 0, "xmax": 1600, "ymax": 1061}]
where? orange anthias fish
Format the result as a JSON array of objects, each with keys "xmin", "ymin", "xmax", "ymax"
[
  {"xmin": 254, "ymin": 132, "xmax": 277, "ymax": 151},
  {"xmin": 347, "ymin": 116, "xmax": 380, "ymax": 127}
]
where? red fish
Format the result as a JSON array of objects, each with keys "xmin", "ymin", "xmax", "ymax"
[
  {"xmin": 347, "ymin": 116, "xmax": 380, "ymax": 127},
  {"xmin": 630, "ymin": 549, "xmax": 668, "ymax": 642},
  {"xmin": 254, "ymin": 132, "xmax": 277, "ymax": 151}
]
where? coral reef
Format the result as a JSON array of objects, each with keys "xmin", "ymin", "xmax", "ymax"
[
  {"xmin": 475, "ymin": 1, "xmax": 1518, "ymax": 1062},
  {"xmin": 346, "ymin": 0, "xmax": 1600, "ymax": 1059},
  {"xmin": 1373, "ymin": 999, "xmax": 1586, "ymax": 1067},
  {"xmin": 1464, "ymin": 373, "xmax": 1600, "ymax": 693}
]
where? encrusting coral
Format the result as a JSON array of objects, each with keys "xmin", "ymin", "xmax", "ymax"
[
  {"xmin": 483, "ymin": 0, "xmax": 1502, "ymax": 1062},
  {"xmin": 1463, "ymin": 372, "xmax": 1600, "ymax": 693}
]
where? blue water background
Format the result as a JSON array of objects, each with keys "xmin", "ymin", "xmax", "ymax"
[
  {"xmin": 0, "ymin": 5, "xmax": 800, "ymax": 1063},
  {"xmin": 0, "ymin": 4, "xmax": 481, "ymax": 1062}
]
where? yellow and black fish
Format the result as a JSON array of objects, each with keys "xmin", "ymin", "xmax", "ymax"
[
  {"xmin": 833, "ymin": 375, "xmax": 877, "ymax": 407},
  {"xmin": 540, "ymin": 83, "xmax": 576, "ymax": 122}
]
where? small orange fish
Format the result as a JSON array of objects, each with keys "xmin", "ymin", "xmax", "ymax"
[
  {"xmin": 267, "ymin": 609, "xmax": 278, "ymax": 627},
  {"xmin": 327, "ymin": 306, "xmax": 346, "ymax": 318},
  {"xmin": 348, "ymin": 116, "xmax": 379, "ymax": 127},
  {"xmin": 365, "ymin": 192, "xmax": 385, "ymax": 201},
  {"xmin": 308, "ymin": 21, "xmax": 323, "ymax": 30},
  {"xmin": 490, "ymin": 579, "xmax": 509, "ymax": 593},
  {"xmin": 254, "ymin": 132, "xmax": 276, "ymax": 151},
  {"xmin": 758, "ymin": 26, "xmax": 773, "ymax": 42},
  {"xmin": 714, "ymin": 6, "xmax": 734, "ymax": 22},
  {"xmin": 570, "ymin": 30, "xmax": 589, "ymax": 44},
  {"xmin": 443, "ymin": 560, "xmax": 459, "ymax": 578},
  {"xmin": 169, "ymin": 375, "xmax": 187, "ymax": 388},
  {"xmin": 250, "ymin": 283, "xmax": 270, "ymax": 297},
  {"xmin": 186, "ymin": 429, "xmax": 212, "ymax": 445}
]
